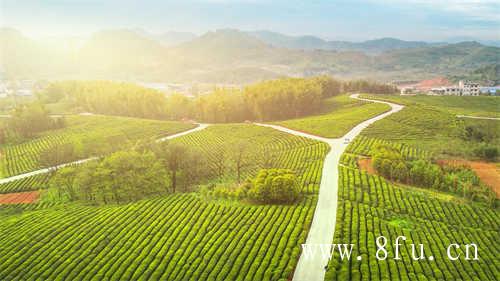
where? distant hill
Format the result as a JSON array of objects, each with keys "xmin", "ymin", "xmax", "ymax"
[
  {"xmin": 1, "ymin": 28, "xmax": 499, "ymax": 83},
  {"xmin": 248, "ymin": 30, "xmax": 437, "ymax": 53},
  {"xmin": 449, "ymin": 64, "xmax": 500, "ymax": 86},
  {"xmin": 157, "ymin": 31, "xmax": 197, "ymax": 46}
]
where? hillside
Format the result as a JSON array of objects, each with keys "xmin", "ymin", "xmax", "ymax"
[
  {"xmin": 1, "ymin": 28, "xmax": 499, "ymax": 83},
  {"xmin": 248, "ymin": 31, "xmax": 436, "ymax": 53}
]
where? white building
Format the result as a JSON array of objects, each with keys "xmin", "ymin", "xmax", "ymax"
[
  {"xmin": 429, "ymin": 80, "xmax": 480, "ymax": 96},
  {"xmin": 459, "ymin": 80, "xmax": 480, "ymax": 96}
]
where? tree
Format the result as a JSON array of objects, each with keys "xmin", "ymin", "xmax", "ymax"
[
  {"xmin": 247, "ymin": 169, "xmax": 301, "ymax": 204},
  {"xmin": 230, "ymin": 140, "xmax": 251, "ymax": 183},
  {"xmin": 154, "ymin": 142, "xmax": 189, "ymax": 193},
  {"xmin": 392, "ymin": 162, "xmax": 409, "ymax": 182},
  {"xmin": 39, "ymin": 143, "xmax": 78, "ymax": 172}
]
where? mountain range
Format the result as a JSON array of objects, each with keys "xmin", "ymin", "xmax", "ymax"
[{"xmin": 1, "ymin": 27, "xmax": 499, "ymax": 83}]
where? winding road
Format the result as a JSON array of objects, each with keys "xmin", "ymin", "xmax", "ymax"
[
  {"xmin": 0, "ymin": 123, "xmax": 210, "ymax": 185},
  {"xmin": 256, "ymin": 94, "xmax": 403, "ymax": 281},
  {"xmin": 2, "ymin": 94, "xmax": 403, "ymax": 279}
]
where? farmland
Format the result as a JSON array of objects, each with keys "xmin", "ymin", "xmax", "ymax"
[
  {"xmin": 362, "ymin": 94, "xmax": 500, "ymax": 118},
  {"xmin": 172, "ymin": 124, "xmax": 329, "ymax": 193},
  {"xmin": 0, "ymin": 124, "xmax": 328, "ymax": 280},
  {"xmin": 0, "ymin": 173, "xmax": 50, "ymax": 194},
  {"xmin": 326, "ymin": 147, "xmax": 500, "ymax": 280},
  {"xmin": 0, "ymin": 115, "xmax": 195, "ymax": 177},
  {"xmin": 0, "ymin": 194, "xmax": 316, "ymax": 281},
  {"xmin": 275, "ymin": 95, "xmax": 391, "ymax": 138},
  {"xmin": 359, "ymin": 98, "xmax": 499, "ymax": 159}
]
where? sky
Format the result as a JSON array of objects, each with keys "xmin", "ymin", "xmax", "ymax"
[{"xmin": 1, "ymin": 0, "xmax": 499, "ymax": 41}]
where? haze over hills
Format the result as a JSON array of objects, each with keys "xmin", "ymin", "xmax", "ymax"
[
  {"xmin": 1, "ymin": 27, "xmax": 499, "ymax": 83},
  {"xmin": 248, "ymin": 30, "xmax": 442, "ymax": 54}
]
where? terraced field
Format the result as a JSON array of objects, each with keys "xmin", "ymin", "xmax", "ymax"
[
  {"xmin": 0, "ymin": 115, "xmax": 195, "ymax": 177},
  {"xmin": 326, "ymin": 139, "xmax": 500, "ymax": 281},
  {"xmin": 0, "ymin": 174, "xmax": 51, "ymax": 194},
  {"xmin": 360, "ymin": 100, "xmax": 499, "ymax": 159},
  {"xmin": 173, "ymin": 124, "xmax": 329, "ymax": 193},
  {"xmin": 275, "ymin": 95, "xmax": 391, "ymax": 138},
  {"xmin": 362, "ymin": 94, "xmax": 500, "ymax": 118},
  {"xmin": 0, "ymin": 124, "xmax": 329, "ymax": 280}
]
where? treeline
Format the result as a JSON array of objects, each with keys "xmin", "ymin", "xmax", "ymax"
[
  {"xmin": 0, "ymin": 102, "xmax": 65, "ymax": 143},
  {"xmin": 50, "ymin": 142, "xmax": 208, "ymax": 205},
  {"xmin": 371, "ymin": 144, "xmax": 496, "ymax": 206},
  {"xmin": 168, "ymin": 76, "xmax": 397, "ymax": 122},
  {"xmin": 41, "ymin": 77, "xmax": 398, "ymax": 123},
  {"xmin": 40, "ymin": 80, "xmax": 169, "ymax": 119}
]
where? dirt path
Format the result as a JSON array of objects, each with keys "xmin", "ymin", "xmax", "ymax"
[
  {"xmin": 456, "ymin": 115, "xmax": 500, "ymax": 121},
  {"xmin": 0, "ymin": 191, "xmax": 39, "ymax": 204},
  {"xmin": 256, "ymin": 94, "xmax": 404, "ymax": 281}
]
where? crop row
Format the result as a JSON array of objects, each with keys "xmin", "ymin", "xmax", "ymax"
[
  {"xmin": 346, "ymin": 136, "xmax": 430, "ymax": 159},
  {"xmin": 0, "ymin": 115, "xmax": 194, "ymax": 177},
  {"xmin": 0, "ymin": 193, "xmax": 316, "ymax": 281},
  {"xmin": 325, "ymin": 152, "xmax": 500, "ymax": 280},
  {"xmin": 173, "ymin": 124, "xmax": 329, "ymax": 193},
  {"xmin": 0, "ymin": 174, "xmax": 51, "ymax": 194}
]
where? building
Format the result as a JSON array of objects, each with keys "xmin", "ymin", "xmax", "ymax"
[
  {"xmin": 429, "ymin": 80, "xmax": 480, "ymax": 96},
  {"xmin": 459, "ymin": 80, "xmax": 480, "ymax": 96}
]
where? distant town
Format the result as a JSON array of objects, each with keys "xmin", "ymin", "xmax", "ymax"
[
  {"xmin": 397, "ymin": 78, "xmax": 500, "ymax": 96},
  {"xmin": 1, "ymin": 78, "xmax": 498, "ymax": 101},
  {"xmin": 0, "ymin": 80, "xmax": 242, "ymax": 99}
]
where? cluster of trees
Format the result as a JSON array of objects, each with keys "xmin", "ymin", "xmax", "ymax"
[
  {"xmin": 0, "ymin": 102, "xmax": 65, "ymax": 143},
  {"xmin": 40, "ymin": 81, "xmax": 169, "ymax": 119},
  {"xmin": 166, "ymin": 76, "xmax": 397, "ymax": 123},
  {"xmin": 371, "ymin": 144, "xmax": 496, "ymax": 205},
  {"xmin": 204, "ymin": 169, "xmax": 301, "ymax": 204},
  {"xmin": 49, "ymin": 142, "xmax": 208, "ymax": 205},
  {"xmin": 462, "ymin": 124, "xmax": 498, "ymax": 161},
  {"xmin": 41, "ymin": 77, "xmax": 397, "ymax": 123}
]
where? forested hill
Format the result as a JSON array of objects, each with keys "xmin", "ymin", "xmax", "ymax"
[{"xmin": 2, "ymin": 28, "xmax": 499, "ymax": 83}]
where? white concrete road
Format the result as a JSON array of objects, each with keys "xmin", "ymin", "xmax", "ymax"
[
  {"xmin": 456, "ymin": 115, "xmax": 500, "ymax": 121},
  {"xmin": 257, "ymin": 94, "xmax": 403, "ymax": 281},
  {"xmin": 0, "ymin": 123, "xmax": 210, "ymax": 185}
]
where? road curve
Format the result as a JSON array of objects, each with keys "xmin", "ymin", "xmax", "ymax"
[
  {"xmin": 0, "ymin": 123, "xmax": 210, "ymax": 185},
  {"xmin": 257, "ymin": 94, "xmax": 403, "ymax": 281}
]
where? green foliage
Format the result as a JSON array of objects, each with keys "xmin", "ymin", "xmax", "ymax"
[
  {"xmin": 172, "ymin": 124, "xmax": 329, "ymax": 193},
  {"xmin": 450, "ymin": 64, "xmax": 500, "ymax": 85},
  {"xmin": 325, "ymin": 164, "xmax": 499, "ymax": 281},
  {"xmin": 0, "ymin": 115, "xmax": 194, "ymax": 177},
  {"xmin": 40, "ymin": 80, "xmax": 170, "ymax": 119},
  {"xmin": 244, "ymin": 169, "xmax": 301, "ymax": 204},
  {"xmin": 276, "ymin": 95, "xmax": 390, "ymax": 138},
  {"xmin": 1, "ymin": 102, "xmax": 65, "ymax": 142},
  {"xmin": 50, "ymin": 150, "xmax": 170, "ymax": 204},
  {"xmin": 473, "ymin": 143, "xmax": 498, "ymax": 161},
  {"xmin": 0, "ymin": 173, "xmax": 50, "ymax": 194},
  {"xmin": 360, "ymin": 96, "xmax": 500, "ymax": 159},
  {"xmin": 370, "ymin": 143, "xmax": 494, "ymax": 204},
  {"xmin": 0, "ymin": 193, "xmax": 316, "ymax": 281}
]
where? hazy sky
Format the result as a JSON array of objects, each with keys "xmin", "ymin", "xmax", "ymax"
[{"xmin": 1, "ymin": 0, "xmax": 499, "ymax": 41}]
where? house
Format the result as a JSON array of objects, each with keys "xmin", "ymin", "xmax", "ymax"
[
  {"xmin": 459, "ymin": 80, "xmax": 480, "ymax": 96},
  {"xmin": 429, "ymin": 80, "xmax": 480, "ymax": 96}
]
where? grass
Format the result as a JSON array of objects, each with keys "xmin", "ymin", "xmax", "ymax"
[
  {"xmin": 0, "ymin": 115, "xmax": 195, "ymax": 177},
  {"xmin": 274, "ymin": 95, "xmax": 391, "ymax": 138}
]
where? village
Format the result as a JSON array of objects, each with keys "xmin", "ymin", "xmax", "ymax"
[{"xmin": 398, "ymin": 77, "xmax": 500, "ymax": 96}]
